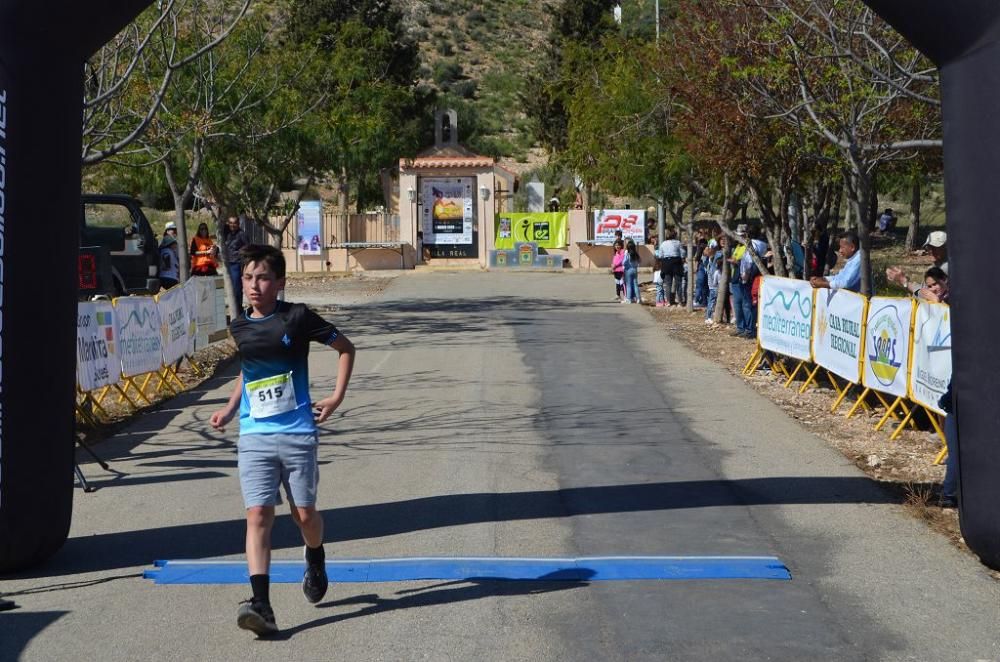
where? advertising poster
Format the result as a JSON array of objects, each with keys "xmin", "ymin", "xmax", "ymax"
[
  {"xmin": 593, "ymin": 209, "xmax": 645, "ymax": 245},
  {"xmin": 76, "ymin": 301, "xmax": 121, "ymax": 391},
  {"xmin": 115, "ymin": 296, "xmax": 163, "ymax": 378},
  {"xmin": 422, "ymin": 177, "xmax": 474, "ymax": 246},
  {"xmin": 862, "ymin": 297, "xmax": 913, "ymax": 398},
  {"xmin": 757, "ymin": 276, "xmax": 814, "ymax": 362},
  {"xmin": 296, "ymin": 200, "xmax": 323, "ymax": 255},
  {"xmin": 157, "ymin": 285, "xmax": 189, "ymax": 365},
  {"xmin": 813, "ymin": 289, "xmax": 867, "ymax": 384},
  {"xmin": 909, "ymin": 301, "xmax": 952, "ymax": 415},
  {"xmin": 495, "ymin": 212, "xmax": 568, "ymax": 250}
]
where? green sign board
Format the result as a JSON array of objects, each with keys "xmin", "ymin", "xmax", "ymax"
[{"xmin": 495, "ymin": 212, "xmax": 568, "ymax": 250}]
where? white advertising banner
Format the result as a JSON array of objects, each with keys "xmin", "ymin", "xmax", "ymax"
[
  {"xmin": 191, "ymin": 276, "xmax": 227, "ymax": 351},
  {"xmin": 593, "ymin": 209, "xmax": 645, "ymax": 245},
  {"xmin": 757, "ymin": 276, "xmax": 814, "ymax": 362},
  {"xmin": 862, "ymin": 297, "xmax": 913, "ymax": 398},
  {"xmin": 909, "ymin": 301, "xmax": 952, "ymax": 415},
  {"xmin": 182, "ymin": 278, "xmax": 199, "ymax": 355},
  {"xmin": 76, "ymin": 301, "xmax": 121, "ymax": 391},
  {"xmin": 296, "ymin": 200, "xmax": 323, "ymax": 255},
  {"xmin": 158, "ymin": 286, "xmax": 189, "ymax": 365},
  {"xmin": 813, "ymin": 289, "xmax": 867, "ymax": 384},
  {"xmin": 115, "ymin": 296, "xmax": 163, "ymax": 378}
]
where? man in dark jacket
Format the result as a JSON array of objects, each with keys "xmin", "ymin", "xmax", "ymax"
[{"xmin": 222, "ymin": 215, "xmax": 249, "ymax": 312}]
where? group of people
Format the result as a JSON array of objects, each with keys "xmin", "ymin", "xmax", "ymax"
[
  {"xmin": 613, "ymin": 222, "xmax": 951, "ymax": 343},
  {"xmin": 158, "ymin": 216, "xmax": 250, "ymax": 307}
]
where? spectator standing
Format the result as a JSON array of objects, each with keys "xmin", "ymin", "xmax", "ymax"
[
  {"xmin": 657, "ymin": 229, "xmax": 684, "ymax": 306},
  {"xmin": 728, "ymin": 225, "xmax": 749, "ymax": 334},
  {"xmin": 611, "ymin": 239, "xmax": 626, "ymax": 302},
  {"xmin": 190, "ymin": 222, "xmax": 219, "ymax": 276},
  {"xmin": 653, "ymin": 257, "xmax": 666, "ymax": 307},
  {"xmin": 926, "ymin": 269, "xmax": 956, "ymax": 507},
  {"xmin": 159, "ymin": 222, "xmax": 180, "ymax": 289},
  {"xmin": 736, "ymin": 227, "xmax": 767, "ymax": 338},
  {"xmin": 704, "ymin": 246, "xmax": 721, "ymax": 325},
  {"xmin": 694, "ymin": 237, "xmax": 709, "ymax": 308},
  {"xmin": 623, "ymin": 239, "xmax": 641, "ymax": 304},
  {"xmin": 810, "ymin": 231, "xmax": 862, "ymax": 293},
  {"xmin": 222, "ymin": 215, "xmax": 250, "ymax": 310}
]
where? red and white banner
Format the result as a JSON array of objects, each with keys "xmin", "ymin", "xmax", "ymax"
[{"xmin": 593, "ymin": 209, "xmax": 645, "ymax": 245}]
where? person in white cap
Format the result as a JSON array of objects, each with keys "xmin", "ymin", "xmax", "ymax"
[
  {"xmin": 159, "ymin": 222, "xmax": 180, "ymax": 289},
  {"xmin": 885, "ymin": 230, "xmax": 948, "ymax": 297}
]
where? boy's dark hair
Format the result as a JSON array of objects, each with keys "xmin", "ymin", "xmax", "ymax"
[
  {"xmin": 925, "ymin": 266, "xmax": 948, "ymax": 282},
  {"xmin": 240, "ymin": 244, "xmax": 286, "ymax": 279}
]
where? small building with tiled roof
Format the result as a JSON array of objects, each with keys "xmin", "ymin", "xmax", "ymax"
[{"xmin": 395, "ymin": 109, "xmax": 516, "ymax": 268}]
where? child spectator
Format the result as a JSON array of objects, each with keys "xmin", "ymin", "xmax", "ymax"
[
  {"xmin": 623, "ymin": 239, "xmax": 641, "ymax": 304},
  {"xmin": 653, "ymin": 257, "xmax": 666, "ymax": 307},
  {"xmin": 611, "ymin": 239, "xmax": 626, "ymax": 302},
  {"xmin": 704, "ymin": 246, "xmax": 721, "ymax": 325}
]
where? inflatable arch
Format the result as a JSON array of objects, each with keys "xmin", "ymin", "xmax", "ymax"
[
  {"xmin": 0, "ymin": 0, "xmax": 154, "ymax": 572},
  {"xmin": 863, "ymin": 0, "xmax": 1000, "ymax": 570},
  {"xmin": 0, "ymin": 1, "xmax": 997, "ymax": 572}
]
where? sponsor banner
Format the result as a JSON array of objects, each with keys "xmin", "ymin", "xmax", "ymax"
[
  {"xmin": 813, "ymin": 289, "xmax": 867, "ymax": 384},
  {"xmin": 115, "ymin": 296, "xmax": 163, "ymax": 378},
  {"xmin": 495, "ymin": 212, "xmax": 568, "ymax": 249},
  {"xmin": 192, "ymin": 276, "xmax": 227, "ymax": 351},
  {"xmin": 296, "ymin": 200, "xmax": 322, "ymax": 255},
  {"xmin": 593, "ymin": 209, "xmax": 645, "ymax": 245},
  {"xmin": 422, "ymin": 177, "xmax": 474, "ymax": 245},
  {"xmin": 182, "ymin": 278, "xmax": 199, "ymax": 356},
  {"xmin": 862, "ymin": 297, "xmax": 913, "ymax": 398},
  {"xmin": 158, "ymin": 286, "xmax": 189, "ymax": 365},
  {"xmin": 76, "ymin": 301, "xmax": 121, "ymax": 391},
  {"xmin": 758, "ymin": 276, "xmax": 814, "ymax": 362},
  {"xmin": 909, "ymin": 301, "xmax": 952, "ymax": 415}
]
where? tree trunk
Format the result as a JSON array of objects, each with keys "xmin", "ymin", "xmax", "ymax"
[
  {"xmin": 869, "ymin": 168, "xmax": 879, "ymax": 232},
  {"xmin": 849, "ymin": 156, "xmax": 874, "ymax": 297},
  {"xmin": 686, "ymin": 216, "xmax": 696, "ymax": 312},
  {"xmin": 905, "ymin": 178, "xmax": 921, "ymax": 253},
  {"xmin": 338, "ymin": 166, "xmax": 349, "ymax": 214}
]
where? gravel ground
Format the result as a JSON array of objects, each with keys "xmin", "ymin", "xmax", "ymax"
[{"xmin": 638, "ymin": 281, "xmax": 972, "ymax": 562}]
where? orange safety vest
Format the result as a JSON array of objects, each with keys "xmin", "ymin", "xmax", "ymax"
[{"xmin": 191, "ymin": 235, "xmax": 217, "ymax": 272}]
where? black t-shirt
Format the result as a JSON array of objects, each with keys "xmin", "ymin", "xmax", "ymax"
[{"xmin": 230, "ymin": 301, "xmax": 340, "ymax": 434}]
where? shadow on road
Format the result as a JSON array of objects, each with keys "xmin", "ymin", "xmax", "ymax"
[
  {"xmin": 266, "ymin": 571, "xmax": 594, "ymax": 641},
  {"xmin": 14, "ymin": 476, "xmax": 915, "ymax": 579}
]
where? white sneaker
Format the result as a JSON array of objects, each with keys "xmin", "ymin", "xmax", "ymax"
[{"xmin": 704, "ymin": 318, "xmax": 715, "ymax": 326}]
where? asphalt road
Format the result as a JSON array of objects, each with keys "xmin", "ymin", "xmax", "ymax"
[{"xmin": 2, "ymin": 272, "xmax": 998, "ymax": 661}]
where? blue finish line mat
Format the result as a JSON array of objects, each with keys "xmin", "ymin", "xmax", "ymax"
[{"xmin": 144, "ymin": 556, "xmax": 791, "ymax": 584}]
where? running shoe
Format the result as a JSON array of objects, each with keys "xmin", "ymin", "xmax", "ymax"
[
  {"xmin": 302, "ymin": 553, "xmax": 329, "ymax": 604},
  {"xmin": 237, "ymin": 598, "xmax": 278, "ymax": 636}
]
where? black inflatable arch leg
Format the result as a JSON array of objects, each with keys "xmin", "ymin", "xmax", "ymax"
[
  {"xmin": 0, "ymin": 0, "xmax": 152, "ymax": 572},
  {"xmin": 862, "ymin": 1, "xmax": 1000, "ymax": 570}
]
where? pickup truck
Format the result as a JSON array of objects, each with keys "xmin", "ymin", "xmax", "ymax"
[{"xmin": 79, "ymin": 194, "xmax": 161, "ymax": 299}]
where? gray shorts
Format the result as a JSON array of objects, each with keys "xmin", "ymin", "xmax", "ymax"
[{"xmin": 238, "ymin": 432, "xmax": 319, "ymax": 509}]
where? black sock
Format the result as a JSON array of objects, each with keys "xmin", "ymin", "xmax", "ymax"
[
  {"xmin": 305, "ymin": 544, "xmax": 325, "ymax": 566},
  {"xmin": 250, "ymin": 574, "xmax": 270, "ymax": 604}
]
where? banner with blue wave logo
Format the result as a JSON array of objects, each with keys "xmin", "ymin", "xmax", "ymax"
[
  {"xmin": 758, "ymin": 277, "xmax": 815, "ymax": 362},
  {"xmin": 115, "ymin": 296, "xmax": 163, "ymax": 378}
]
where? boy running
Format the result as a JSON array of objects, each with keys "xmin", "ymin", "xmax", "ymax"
[{"xmin": 210, "ymin": 244, "xmax": 355, "ymax": 636}]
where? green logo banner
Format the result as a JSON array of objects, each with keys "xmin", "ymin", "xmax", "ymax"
[{"xmin": 496, "ymin": 212, "xmax": 568, "ymax": 249}]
